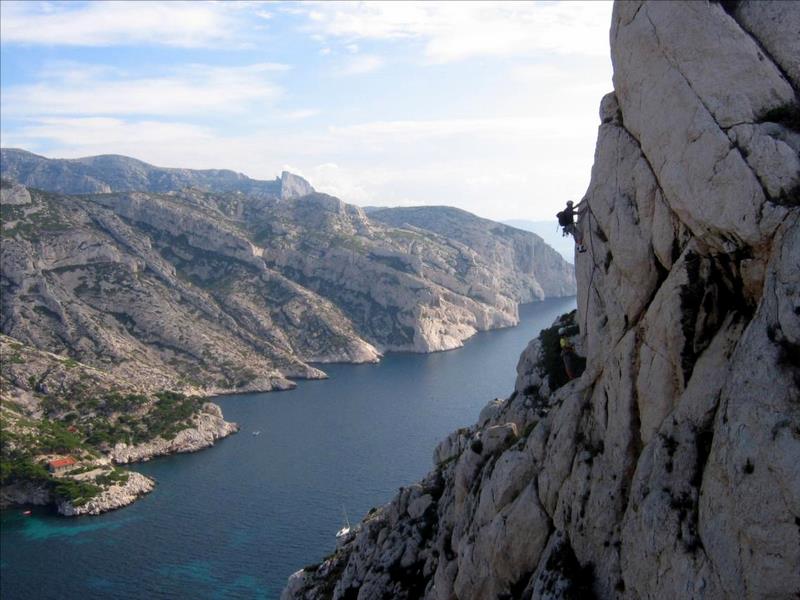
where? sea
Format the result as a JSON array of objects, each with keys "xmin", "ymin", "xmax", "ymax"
[{"xmin": 0, "ymin": 296, "xmax": 576, "ymax": 600}]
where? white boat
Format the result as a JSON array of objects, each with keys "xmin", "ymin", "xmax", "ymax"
[
  {"xmin": 252, "ymin": 431, "xmax": 261, "ymax": 436},
  {"xmin": 336, "ymin": 507, "xmax": 352, "ymax": 542}
]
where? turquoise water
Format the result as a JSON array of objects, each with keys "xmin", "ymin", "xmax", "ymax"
[{"xmin": 0, "ymin": 297, "xmax": 576, "ymax": 600}]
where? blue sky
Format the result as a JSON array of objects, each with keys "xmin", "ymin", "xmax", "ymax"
[{"xmin": 0, "ymin": 1, "xmax": 613, "ymax": 221}]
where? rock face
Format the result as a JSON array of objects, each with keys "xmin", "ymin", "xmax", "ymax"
[
  {"xmin": 280, "ymin": 171, "xmax": 315, "ymax": 200},
  {"xmin": 282, "ymin": 2, "xmax": 800, "ymax": 599},
  {"xmin": 0, "ymin": 481, "xmax": 51, "ymax": 508},
  {"xmin": 1, "ymin": 161, "xmax": 573, "ymax": 391},
  {"xmin": 368, "ymin": 206, "xmax": 576, "ymax": 300},
  {"xmin": 58, "ymin": 472, "xmax": 155, "ymax": 516}
]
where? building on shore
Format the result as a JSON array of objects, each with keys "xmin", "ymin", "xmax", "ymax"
[{"xmin": 48, "ymin": 456, "xmax": 77, "ymax": 476}]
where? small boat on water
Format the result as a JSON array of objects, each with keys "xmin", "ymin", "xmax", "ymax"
[
  {"xmin": 252, "ymin": 431, "xmax": 261, "ymax": 436},
  {"xmin": 336, "ymin": 526, "xmax": 350, "ymax": 539},
  {"xmin": 336, "ymin": 506, "xmax": 352, "ymax": 543},
  {"xmin": 22, "ymin": 510, "xmax": 32, "ymax": 516}
]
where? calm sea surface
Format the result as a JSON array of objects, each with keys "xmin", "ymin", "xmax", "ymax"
[{"xmin": 1, "ymin": 297, "xmax": 576, "ymax": 600}]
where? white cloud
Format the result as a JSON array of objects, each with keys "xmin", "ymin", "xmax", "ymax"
[
  {"xmin": 337, "ymin": 55, "xmax": 384, "ymax": 76},
  {"xmin": 327, "ymin": 116, "xmax": 591, "ymax": 140},
  {"xmin": 0, "ymin": 1, "xmax": 259, "ymax": 48},
  {"xmin": 298, "ymin": 163, "xmax": 374, "ymax": 204},
  {"xmin": 3, "ymin": 117, "xmax": 213, "ymax": 160},
  {"xmin": 2, "ymin": 63, "xmax": 287, "ymax": 117},
  {"xmin": 299, "ymin": 1, "xmax": 613, "ymax": 63},
  {"xmin": 0, "ymin": 1, "xmax": 614, "ymax": 222},
  {"xmin": 281, "ymin": 109, "xmax": 321, "ymax": 120},
  {"xmin": 4, "ymin": 110, "xmax": 600, "ymax": 221}
]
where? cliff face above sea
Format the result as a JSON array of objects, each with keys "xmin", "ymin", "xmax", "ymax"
[
  {"xmin": 283, "ymin": 2, "xmax": 800, "ymax": 598},
  {"xmin": 1, "ymin": 150, "xmax": 573, "ymax": 515},
  {"xmin": 1, "ymin": 154, "xmax": 574, "ymax": 393}
]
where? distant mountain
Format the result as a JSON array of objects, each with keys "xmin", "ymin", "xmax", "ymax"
[
  {"xmin": 1, "ymin": 150, "xmax": 576, "ymax": 397},
  {"xmin": 369, "ymin": 206, "xmax": 575, "ymax": 299},
  {"xmin": 0, "ymin": 148, "xmax": 312, "ymax": 200},
  {"xmin": 503, "ymin": 218, "xmax": 575, "ymax": 263}
]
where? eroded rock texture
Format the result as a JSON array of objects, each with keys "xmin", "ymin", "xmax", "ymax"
[
  {"xmin": 1, "ymin": 166, "xmax": 573, "ymax": 394},
  {"xmin": 283, "ymin": 2, "xmax": 800, "ymax": 598}
]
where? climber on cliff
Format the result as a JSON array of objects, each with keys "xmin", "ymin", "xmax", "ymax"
[{"xmin": 557, "ymin": 200, "xmax": 587, "ymax": 253}]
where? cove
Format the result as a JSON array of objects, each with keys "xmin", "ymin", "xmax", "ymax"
[{"xmin": 0, "ymin": 296, "xmax": 576, "ymax": 600}]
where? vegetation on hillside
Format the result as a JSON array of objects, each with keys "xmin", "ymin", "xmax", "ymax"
[{"xmin": 0, "ymin": 336, "xmax": 207, "ymax": 508}]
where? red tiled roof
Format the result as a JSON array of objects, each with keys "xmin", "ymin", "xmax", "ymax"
[{"xmin": 49, "ymin": 456, "xmax": 77, "ymax": 469}]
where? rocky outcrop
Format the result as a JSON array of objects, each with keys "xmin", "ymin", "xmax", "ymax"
[
  {"xmin": 280, "ymin": 171, "xmax": 315, "ymax": 200},
  {"xmin": 57, "ymin": 472, "xmax": 155, "ymax": 516},
  {"xmin": 282, "ymin": 2, "xmax": 800, "ymax": 598},
  {"xmin": 110, "ymin": 402, "xmax": 239, "ymax": 463}
]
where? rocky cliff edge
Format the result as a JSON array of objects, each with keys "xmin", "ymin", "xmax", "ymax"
[{"xmin": 282, "ymin": 2, "xmax": 800, "ymax": 598}]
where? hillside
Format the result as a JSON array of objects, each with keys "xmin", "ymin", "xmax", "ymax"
[
  {"xmin": 1, "ymin": 171, "xmax": 575, "ymax": 394},
  {"xmin": 369, "ymin": 206, "xmax": 574, "ymax": 299},
  {"xmin": 1, "ymin": 150, "xmax": 575, "ymax": 513},
  {"xmin": 0, "ymin": 335, "xmax": 237, "ymax": 515},
  {"xmin": 283, "ymin": 1, "xmax": 800, "ymax": 598}
]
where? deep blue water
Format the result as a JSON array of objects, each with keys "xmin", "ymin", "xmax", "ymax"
[{"xmin": 1, "ymin": 297, "xmax": 576, "ymax": 600}]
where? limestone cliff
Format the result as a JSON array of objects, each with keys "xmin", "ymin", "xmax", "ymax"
[
  {"xmin": 368, "ymin": 206, "xmax": 575, "ymax": 301},
  {"xmin": 1, "ymin": 168, "xmax": 574, "ymax": 392},
  {"xmin": 282, "ymin": 2, "xmax": 800, "ymax": 598}
]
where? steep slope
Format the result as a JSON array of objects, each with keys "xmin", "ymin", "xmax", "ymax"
[
  {"xmin": 1, "ymin": 172, "xmax": 574, "ymax": 392},
  {"xmin": 369, "ymin": 206, "xmax": 576, "ymax": 299},
  {"xmin": 282, "ymin": 2, "xmax": 800, "ymax": 598},
  {"xmin": 0, "ymin": 182, "xmax": 368, "ymax": 394}
]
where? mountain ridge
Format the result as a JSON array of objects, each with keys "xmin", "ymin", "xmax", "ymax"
[
  {"xmin": 1, "ymin": 151, "xmax": 576, "ymax": 394},
  {"xmin": 0, "ymin": 147, "xmax": 313, "ymax": 200},
  {"xmin": 0, "ymin": 149, "xmax": 575, "ymax": 515}
]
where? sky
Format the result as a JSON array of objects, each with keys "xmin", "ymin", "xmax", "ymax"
[{"xmin": 0, "ymin": 1, "xmax": 614, "ymax": 221}]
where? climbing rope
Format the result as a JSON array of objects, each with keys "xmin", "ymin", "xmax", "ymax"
[{"xmin": 581, "ymin": 201, "xmax": 602, "ymax": 336}]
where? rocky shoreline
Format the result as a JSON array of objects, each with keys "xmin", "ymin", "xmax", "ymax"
[
  {"xmin": 58, "ymin": 472, "xmax": 156, "ymax": 516},
  {"xmin": 110, "ymin": 402, "xmax": 240, "ymax": 464},
  {"xmin": 1, "ymin": 400, "xmax": 238, "ymax": 517}
]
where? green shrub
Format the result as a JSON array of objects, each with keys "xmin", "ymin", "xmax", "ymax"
[
  {"xmin": 537, "ymin": 323, "xmax": 570, "ymax": 390},
  {"xmin": 94, "ymin": 468, "xmax": 130, "ymax": 487},
  {"xmin": 53, "ymin": 479, "xmax": 101, "ymax": 507},
  {"xmin": 37, "ymin": 420, "xmax": 84, "ymax": 453},
  {"xmin": 0, "ymin": 456, "xmax": 51, "ymax": 485}
]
